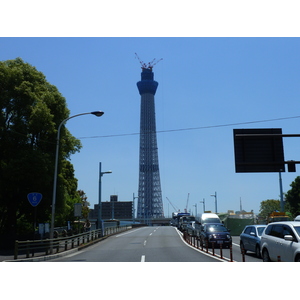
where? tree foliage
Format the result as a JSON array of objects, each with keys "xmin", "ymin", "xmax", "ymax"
[
  {"xmin": 285, "ymin": 176, "xmax": 300, "ymax": 217},
  {"xmin": 259, "ymin": 199, "xmax": 281, "ymax": 221},
  {"xmin": 0, "ymin": 58, "xmax": 81, "ymax": 247},
  {"xmin": 78, "ymin": 190, "xmax": 90, "ymax": 220}
]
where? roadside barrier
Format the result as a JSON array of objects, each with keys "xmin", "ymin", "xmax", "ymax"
[
  {"xmin": 241, "ymin": 248, "xmax": 245, "ymax": 262},
  {"xmin": 14, "ymin": 225, "xmax": 131, "ymax": 260},
  {"xmin": 183, "ymin": 231, "xmax": 234, "ymax": 262}
]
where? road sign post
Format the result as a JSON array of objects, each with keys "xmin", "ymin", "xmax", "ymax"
[{"xmin": 27, "ymin": 193, "xmax": 43, "ymax": 239}]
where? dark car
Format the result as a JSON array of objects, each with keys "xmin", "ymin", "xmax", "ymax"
[
  {"xmin": 186, "ymin": 221, "xmax": 201, "ymax": 236},
  {"xmin": 240, "ymin": 225, "xmax": 266, "ymax": 258},
  {"xmin": 199, "ymin": 223, "xmax": 232, "ymax": 248}
]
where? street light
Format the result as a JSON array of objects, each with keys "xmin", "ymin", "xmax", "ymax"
[
  {"xmin": 50, "ymin": 111, "xmax": 104, "ymax": 251},
  {"xmin": 210, "ymin": 192, "xmax": 217, "ymax": 214},
  {"xmin": 200, "ymin": 198, "xmax": 205, "ymax": 213},
  {"xmin": 98, "ymin": 162, "xmax": 112, "ymax": 234}
]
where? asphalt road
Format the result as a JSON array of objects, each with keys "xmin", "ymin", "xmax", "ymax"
[
  {"xmin": 51, "ymin": 226, "xmax": 222, "ymax": 262},
  {"xmin": 217, "ymin": 236, "xmax": 262, "ymax": 262},
  {"xmin": 50, "ymin": 226, "xmax": 262, "ymax": 262}
]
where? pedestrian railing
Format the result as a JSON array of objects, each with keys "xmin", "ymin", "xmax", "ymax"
[{"xmin": 14, "ymin": 225, "xmax": 131, "ymax": 260}]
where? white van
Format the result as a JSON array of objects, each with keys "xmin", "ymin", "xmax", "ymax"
[{"xmin": 200, "ymin": 213, "xmax": 221, "ymax": 225}]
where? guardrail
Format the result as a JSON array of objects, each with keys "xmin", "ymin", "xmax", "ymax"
[
  {"xmin": 183, "ymin": 231, "xmax": 234, "ymax": 261},
  {"xmin": 14, "ymin": 225, "xmax": 132, "ymax": 260}
]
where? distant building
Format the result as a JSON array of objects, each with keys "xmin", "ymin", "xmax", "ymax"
[{"xmin": 89, "ymin": 195, "xmax": 133, "ymax": 220}]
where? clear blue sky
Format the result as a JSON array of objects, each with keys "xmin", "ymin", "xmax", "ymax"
[
  {"xmin": 2, "ymin": 1, "xmax": 300, "ymax": 293},
  {"xmin": 1, "ymin": 37, "xmax": 300, "ymax": 216}
]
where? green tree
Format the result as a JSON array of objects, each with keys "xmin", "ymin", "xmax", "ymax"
[
  {"xmin": 55, "ymin": 161, "xmax": 82, "ymax": 226},
  {"xmin": 0, "ymin": 58, "xmax": 81, "ymax": 247},
  {"xmin": 259, "ymin": 199, "xmax": 280, "ymax": 221},
  {"xmin": 285, "ymin": 176, "xmax": 300, "ymax": 217},
  {"xmin": 78, "ymin": 190, "xmax": 90, "ymax": 220}
]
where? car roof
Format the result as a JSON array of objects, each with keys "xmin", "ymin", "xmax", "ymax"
[
  {"xmin": 266, "ymin": 221, "xmax": 300, "ymax": 226},
  {"xmin": 245, "ymin": 225, "xmax": 266, "ymax": 227}
]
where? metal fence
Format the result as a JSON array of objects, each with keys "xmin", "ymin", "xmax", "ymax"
[{"xmin": 14, "ymin": 225, "xmax": 131, "ymax": 260}]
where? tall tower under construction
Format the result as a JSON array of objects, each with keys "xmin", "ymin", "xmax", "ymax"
[{"xmin": 136, "ymin": 60, "xmax": 164, "ymax": 220}]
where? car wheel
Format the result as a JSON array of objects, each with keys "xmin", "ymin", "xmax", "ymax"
[
  {"xmin": 255, "ymin": 245, "xmax": 261, "ymax": 258},
  {"xmin": 295, "ymin": 255, "xmax": 300, "ymax": 262},
  {"xmin": 262, "ymin": 249, "xmax": 271, "ymax": 262},
  {"xmin": 240, "ymin": 242, "xmax": 247, "ymax": 254}
]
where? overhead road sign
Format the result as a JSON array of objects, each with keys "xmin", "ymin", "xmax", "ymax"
[{"xmin": 233, "ymin": 128, "xmax": 285, "ymax": 173}]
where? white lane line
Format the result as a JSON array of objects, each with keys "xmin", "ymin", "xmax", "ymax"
[
  {"xmin": 174, "ymin": 228, "xmax": 231, "ymax": 262},
  {"xmin": 115, "ymin": 227, "xmax": 143, "ymax": 237},
  {"xmin": 141, "ymin": 255, "xmax": 145, "ymax": 262},
  {"xmin": 149, "ymin": 233, "xmax": 153, "ymax": 236},
  {"xmin": 144, "ymin": 240, "xmax": 147, "ymax": 246}
]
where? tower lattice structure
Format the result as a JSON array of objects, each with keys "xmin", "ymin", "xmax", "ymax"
[{"xmin": 136, "ymin": 66, "xmax": 164, "ymax": 220}]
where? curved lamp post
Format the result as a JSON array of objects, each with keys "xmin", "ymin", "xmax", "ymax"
[
  {"xmin": 98, "ymin": 162, "xmax": 112, "ymax": 234},
  {"xmin": 50, "ymin": 111, "xmax": 104, "ymax": 251},
  {"xmin": 210, "ymin": 192, "xmax": 217, "ymax": 214}
]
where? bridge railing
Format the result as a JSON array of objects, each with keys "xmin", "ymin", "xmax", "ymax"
[{"xmin": 14, "ymin": 225, "xmax": 132, "ymax": 260}]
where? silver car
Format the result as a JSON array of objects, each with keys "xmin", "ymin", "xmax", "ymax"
[
  {"xmin": 260, "ymin": 221, "xmax": 300, "ymax": 262},
  {"xmin": 240, "ymin": 225, "xmax": 266, "ymax": 257},
  {"xmin": 186, "ymin": 221, "xmax": 201, "ymax": 236}
]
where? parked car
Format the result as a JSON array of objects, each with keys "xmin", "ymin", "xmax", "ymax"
[
  {"xmin": 178, "ymin": 215, "xmax": 196, "ymax": 232},
  {"xmin": 199, "ymin": 223, "xmax": 232, "ymax": 248},
  {"xmin": 240, "ymin": 225, "xmax": 266, "ymax": 257},
  {"xmin": 260, "ymin": 221, "xmax": 300, "ymax": 262},
  {"xmin": 186, "ymin": 221, "xmax": 201, "ymax": 236}
]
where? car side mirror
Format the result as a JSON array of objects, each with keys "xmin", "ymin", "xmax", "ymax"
[
  {"xmin": 284, "ymin": 235, "xmax": 294, "ymax": 241},
  {"xmin": 250, "ymin": 232, "xmax": 256, "ymax": 237}
]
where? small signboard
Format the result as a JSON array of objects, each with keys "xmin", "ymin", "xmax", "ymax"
[
  {"xmin": 74, "ymin": 203, "xmax": 82, "ymax": 217},
  {"xmin": 27, "ymin": 192, "xmax": 43, "ymax": 207}
]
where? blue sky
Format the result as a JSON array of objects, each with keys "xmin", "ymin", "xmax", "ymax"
[{"xmin": 1, "ymin": 37, "xmax": 300, "ymax": 216}]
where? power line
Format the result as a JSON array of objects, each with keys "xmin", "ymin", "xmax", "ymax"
[
  {"xmin": 78, "ymin": 115, "xmax": 300, "ymax": 140},
  {"xmin": 4, "ymin": 115, "xmax": 300, "ymax": 142}
]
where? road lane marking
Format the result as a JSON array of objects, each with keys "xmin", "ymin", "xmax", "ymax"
[
  {"xmin": 174, "ymin": 228, "xmax": 232, "ymax": 262},
  {"xmin": 144, "ymin": 240, "xmax": 147, "ymax": 246},
  {"xmin": 115, "ymin": 227, "xmax": 143, "ymax": 237},
  {"xmin": 141, "ymin": 255, "xmax": 145, "ymax": 262},
  {"xmin": 149, "ymin": 233, "xmax": 153, "ymax": 236}
]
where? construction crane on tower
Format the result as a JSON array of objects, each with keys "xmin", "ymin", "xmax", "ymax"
[
  {"xmin": 184, "ymin": 193, "xmax": 190, "ymax": 213},
  {"xmin": 166, "ymin": 197, "xmax": 179, "ymax": 212},
  {"xmin": 135, "ymin": 52, "xmax": 163, "ymax": 70}
]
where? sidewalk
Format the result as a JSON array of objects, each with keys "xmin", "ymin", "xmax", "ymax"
[
  {"xmin": 1, "ymin": 248, "xmax": 80, "ymax": 262},
  {"xmin": 0, "ymin": 250, "xmax": 15, "ymax": 262},
  {"xmin": 1, "ymin": 235, "xmax": 107, "ymax": 262}
]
